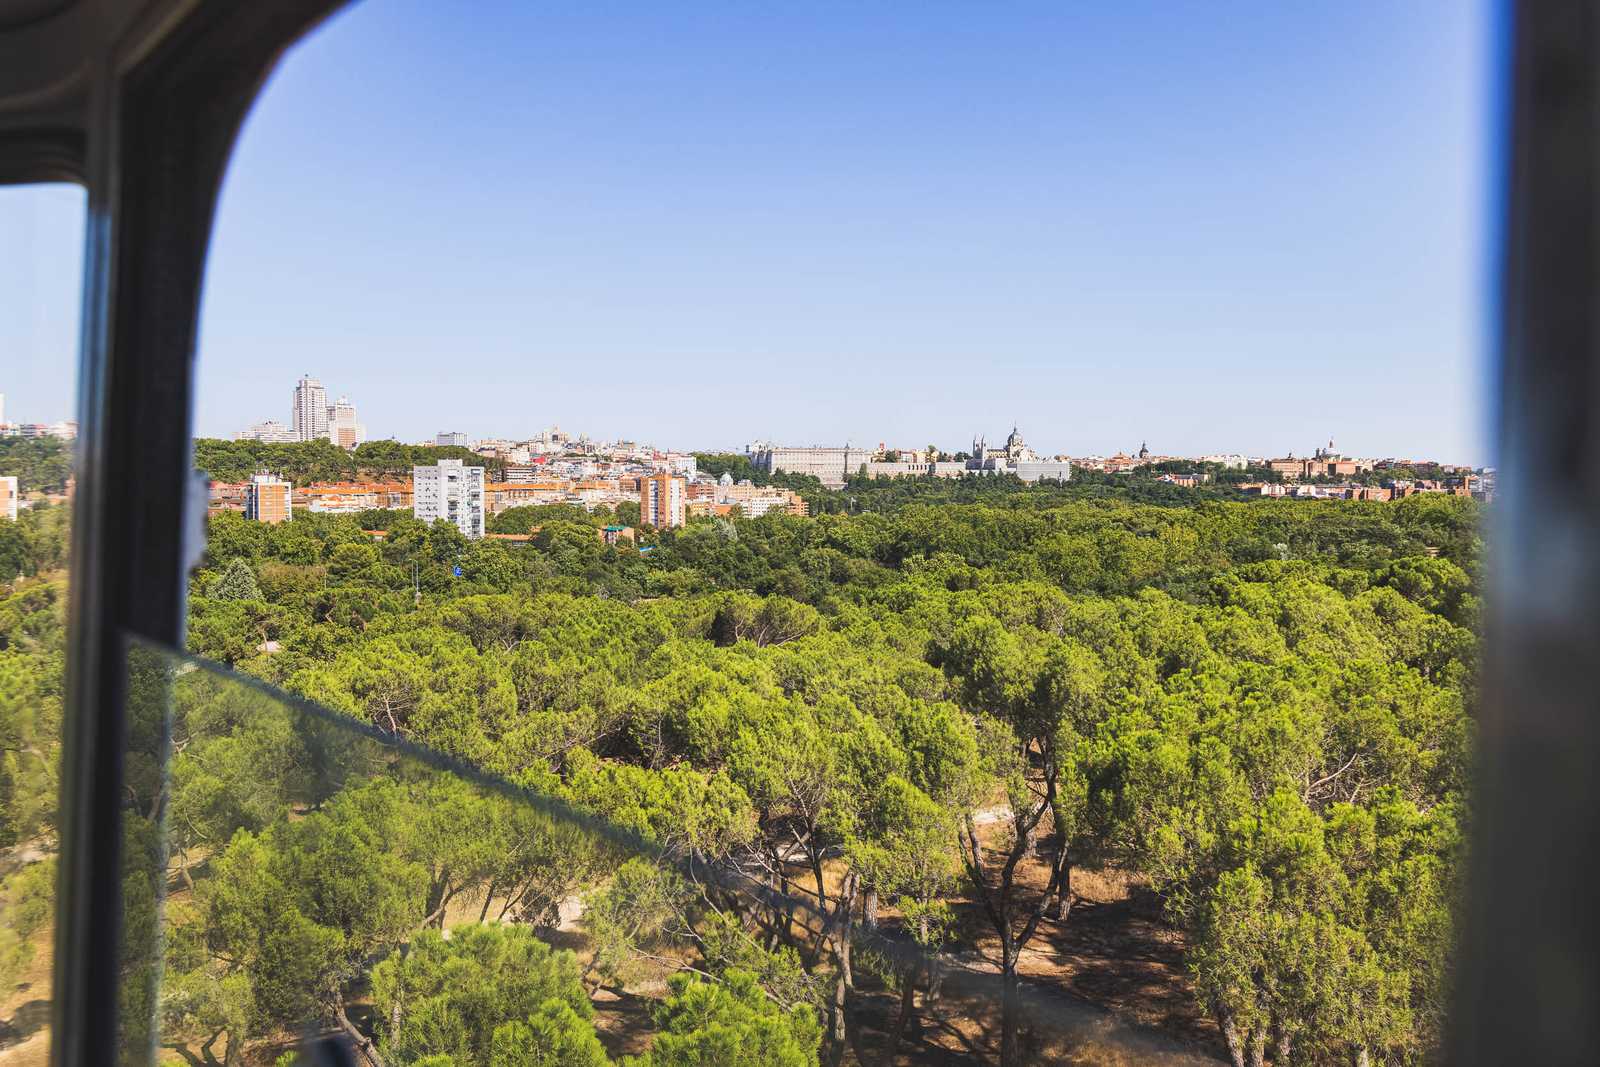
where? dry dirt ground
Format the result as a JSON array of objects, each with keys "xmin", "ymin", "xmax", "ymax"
[
  {"xmin": 905, "ymin": 860, "xmax": 1223, "ymax": 1066},
  {"xmin": 0, "ymin": 915, "xmax": 54, "ymax": 1067},
  {"xmin": 2, "ymin": 843, "xmax": 1225, "ymax": 1067}
]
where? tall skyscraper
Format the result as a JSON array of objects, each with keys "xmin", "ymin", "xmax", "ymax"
[
  {"xmin": 641, "ymin": 472, "xmax": 686, "ymax": 529},
  {"xmin": 291, "ymin": 375, "xmax": 329, "ymax": 442},
  {"xmin": 413, "ymin": 459, "xmax": 485, "ymax": 539},
  {"xmin": 244, "ymin": 471, "xmax": 292, "ymax": 524},
  {"xmin": 328, "ymin": 396, "xmax": 365, "ymax": 449}
]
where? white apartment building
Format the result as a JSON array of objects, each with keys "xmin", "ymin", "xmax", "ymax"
[
  {"xmin": 663, "ymin": 453, "xmax": 698, "ymax": 478},
  {"xmin": 235, "ymin": 418, "xmax": 298, "ymax": 444},
  {"xmin": 413, "ymin": 459, "xmax": 485, "ymax": 539},
  {"xmin": 1, "ymin": 476, "xmax": 17, "ymax": 523},
  {"xmin": 435, "ymin": 431, "xmax": 469, "ymax": 448},
  {"xmin": 292, "ymin": 375, "xmax": 330, "ymax": 441},
  {"xmin": 739, "ymin": 493, "xmax": 802, "ymax": 518}
]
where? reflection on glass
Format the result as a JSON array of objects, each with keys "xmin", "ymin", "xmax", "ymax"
[
  {"xmin": 0, "ymin": 182, "xmax": 84, "ymax": 1066},
  {"xmin": 126, "ymin": 640, "xmax": 634, "ymax": 1066},
  {"xmin": 123, "ymin": 639, "xmax": 1226, "ymax": 1067}
]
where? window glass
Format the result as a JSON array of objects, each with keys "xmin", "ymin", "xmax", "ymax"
[
  {"xmin": 177, "ymin": 4, "xmax": 1491, "ymax": 1065},
  {"xmin": 0, "ymin": 182, "xmax": 85, "ymax": 1064}
]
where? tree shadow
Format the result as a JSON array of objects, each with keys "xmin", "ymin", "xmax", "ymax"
[{"xmin": 0, "ymin": 998, "xmax": 50, "ymax": 1050}]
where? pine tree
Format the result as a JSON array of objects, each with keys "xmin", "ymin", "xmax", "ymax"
[{"xmin": 207, "ymin": 558, "xmax": 261, "ymax": 601}]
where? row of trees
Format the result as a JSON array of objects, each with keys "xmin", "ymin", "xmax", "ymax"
[
  {"xmin": 192, "ymin": 438, "xmax": 507, "ymax": 487},
  {"xmin": 0, "ymin": 436, "xmax": 74, "ymax": 496}
]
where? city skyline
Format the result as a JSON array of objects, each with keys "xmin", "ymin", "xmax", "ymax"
[
  {"xmin": 5, "ymin": 365, "xmax": 1483, "ymax": 467},
  {"xmin": 224, "ymin": 380, "xmax": 1481, "ymax": 467},
  {"xmin": 5, "ymin": 2, "xmax": 1493, "ymax": 463}
]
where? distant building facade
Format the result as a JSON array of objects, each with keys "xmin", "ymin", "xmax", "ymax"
[
  {"xmin": 0, "ymin": 476, "xmax": 17, "ymax": 522},
  {"xmin": 414, "ymin": 459, "xmax": 485, "ymax": 538},
  {"xmin": 752, "ymin": 428, "xmax": 1068, "ymax": 487},
  {"xmin": 435, "ymin": 431, "xmax": 469, "ymax": 449},
  {"xmin": 709, "ymin": 480, "xmax": 809, "ymax": 518},
  {"xmin": 748, "ymin": 444, "xmax": 872, "ymax": 489},
  {"xmin": 304, "ymin": 481, "xmax": 412, "ymax": 514},
  {"xmin": 641, "ymin": 472, "xmax": 686, "ymax": 529},
  {"xmin": 329, "ymin": 396, "xmax": 365, "ymax": 449},
  {"xmin": 292, "ymin": 375, "xmax": 330, "ymax": 442},
  {"xmin": 244, "ymin": 472, "xmax": 292, "ymax": 524},
  {"xmin": 963, "ymin": 426, "xmax": 1073, "ymax": 482},
  {"xmin": 11, "ymin": 421, "xmax": 76, "ymax": 440},
  {"xmin": 235, "ymin": 418, "xmax": 298, "ymax": 444},
  {"xmin": 1268, "ymin": 440, "xmax": 1375, "ymax": 481}
]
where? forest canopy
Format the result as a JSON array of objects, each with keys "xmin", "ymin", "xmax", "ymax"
[{"xmin": 0, "ymin": 476, "xmax": 1479, "ymax": 1066}]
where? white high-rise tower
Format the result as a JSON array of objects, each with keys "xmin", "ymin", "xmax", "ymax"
[{"xmin": 291, "ymin": 375, "xmax": 330, "ymax": 442}]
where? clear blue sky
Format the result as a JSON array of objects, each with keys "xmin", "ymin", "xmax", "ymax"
[{"xmin": 7, "ymin": 1, "xmax": 1495, "ymax": 462}]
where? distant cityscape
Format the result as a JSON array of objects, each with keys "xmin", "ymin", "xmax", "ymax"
[
  {"xmin": 0, "ymin": 376, "xmax": 1497, "ymax": 533},
  {"xmin": 0, "ymin": 392, "xmax": 77, "ymax": 444}
]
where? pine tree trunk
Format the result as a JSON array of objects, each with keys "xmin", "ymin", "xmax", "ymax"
[
  {"xmin": 1054, "ymin": 857, "xmax": 1072, "ymax": 921},
  {"xmin": 839, "ymin": 871, "xmax": 858, "ymax": 990},
  {"xmin": 879, "ymin": 961, "xmax": 920, "ymax": 1067},
  {"xmin": 199, "ymin": 1030, "xmax": 222, "ymax": 1067},
  {"xmin": 1216, "ymin": 1008, "xmax": 1247, "ymax": 1067},
  {"xmin": 1275, "ymin": 1031, "xmax": 1292, "ymax": 1066},
  {"xmin": 827, "ymin": 964, "xmax": 849, "ymax": 1067},
  {"xmin": 1353, "ymin": 1047, "xmax": 1371, "ymax": 1067},
  {"xmin": 863, "ymin": 884, "xmax": 879, "ymax": 930},
  {"xmin": 999, "ymin": 967, "xmax": 1023, "ymax": 1067},
  {"xmin": 825, "ymin": 872, "xmax": 859, "ymax": 1067},
  {"xmin": 336, "ymin": 995, "xmax": 388, "ymax": 1067},
  {"xmin": 425, "ymin": 878, "xmax": 448, "ymax": 930},
  {"xmin": 1246, "ymin": 1027, "xmax": 1266, "ymax": 1067}
]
